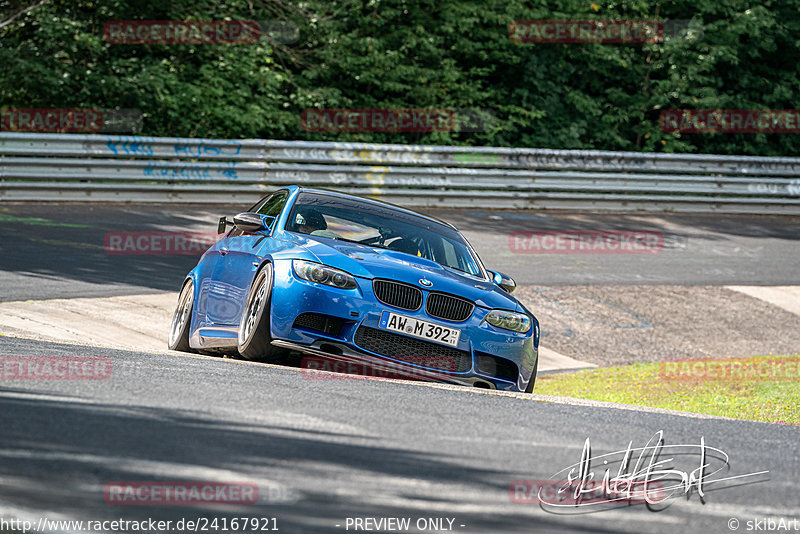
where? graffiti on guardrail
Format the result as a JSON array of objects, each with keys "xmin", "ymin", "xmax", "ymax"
[
  {"xmin": 143, "ymin": 161, "xmax": 240, "ymax": 181},
  {"xmin": 746, "ymin": 182, "xmax": 800, "ymax": 195},
  {"xmin": 734, "ymin": 162, "xmax": 800, "ymax": 175},
  {"xmin": 276, "ymin": 147, "xmax": 436, "ymax": 165},
  {"xmin": 352, "ymin": 150, "xmax": 433, "ymax": 164},
  {"xmin": 104, "ymin": 136, "xmax": 245, "ymax": 158},
  {"xmin": 267, "ymin": 170, "xmax": 457, "ymax": 188},
  {"xmin": 3, "ymin": 132, "xmax": 800, "ymax": 209},
  {"xmin": 280, "ymin": 147, "xmax": 338, "ymax": 161},
  {"xmin": 106, "ymin": 136, "xmax": 155, "ymax": 156},
  {"xmin": 452, "ymin": 153, "xmax": 502, "ymax": 165},
  {"xmin": 273, "ymin": 170, "xmax": 310, "ymax": 181},
  {"xmin": 328, "ymin": 172, "xmax": 348, "ymax": 184},
  {"xmin": 173, "ymin": 140, "xmax": 242, "ymax": 157},
  {"xmin": 271, "ymin": 149, "xmax": 661, "ymax": 169},
  {"xmin": 500, "ymin": 153, "xmax": 654, "ymax": 170}
]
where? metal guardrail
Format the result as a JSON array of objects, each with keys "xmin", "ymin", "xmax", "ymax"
[{"xmin": 1, "ymin": 132, "xmax": 799, "ymax": 212}]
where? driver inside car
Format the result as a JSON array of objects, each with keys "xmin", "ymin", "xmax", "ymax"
[
  {"xmin": 294, "ymin": 208, "xmax": 327, "ymax": 234},
  {"xmin": 293, "ymin": 208, "xmax": 344, "ymax": 239}
]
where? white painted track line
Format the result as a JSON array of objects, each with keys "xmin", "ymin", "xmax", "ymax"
[{"xmin": 726, "ymin": 286, "xmax": 800, "ymax": 317}]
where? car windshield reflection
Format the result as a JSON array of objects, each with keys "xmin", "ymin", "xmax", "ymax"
[{"xmin": 286, "ymin": 192, "xmax": 484, "ymax": 278}]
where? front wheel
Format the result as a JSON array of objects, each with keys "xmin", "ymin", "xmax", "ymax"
[
  {"xmin": 238, "ymin": 264, "xmax": 280, "ymax": 362},
  {"xmin": 168, "ymin": 280, "xmax": 195, "ymax": 352}
]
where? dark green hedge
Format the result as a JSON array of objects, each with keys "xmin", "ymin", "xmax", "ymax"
[{"xmin": 1, "ymin": 0, "xmax": 798, "ymax": 155}]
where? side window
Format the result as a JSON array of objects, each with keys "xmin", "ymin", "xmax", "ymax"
[
  {"xmin": 256, "ymin": 190, "xmax": 289, "ymax": 226},
  {"xmin": 229, "ymin": 190, "xmax": 288, "ymax": 238}
]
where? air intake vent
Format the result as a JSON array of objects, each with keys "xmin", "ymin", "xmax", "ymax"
[
  {"xmin": 425, "ymin": 293, "xmax": 475, "ymax": 322},
  {"xmin": 373, "ymin": 280, "xmax": 423, "ymax": 311},
  {"xmin": 293, "ymin": 313, "xmax": 344, "ymax": 337},
  {"xmin": 354, "ymin": 326, "xmax": 472, "ymax": 372},
  {"xmin": 476, "ymin": 352, "xmax": 519, "ymax": 382}
]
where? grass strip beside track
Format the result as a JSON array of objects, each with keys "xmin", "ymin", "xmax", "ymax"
[{"xmin": 535, "ymin": 354, "xmax": 800, "ymax": 425}]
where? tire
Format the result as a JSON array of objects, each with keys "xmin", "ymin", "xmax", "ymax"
[
  {"xmin": 168, "ymin": 280, "xmax": 195, "ymax": 352},
  {"xmin": 525, "ymin": 356, "xmax": 538, "ymax": 394},
  {"xmin": 237, "ymin": 264, "xmax": 279, "ymax": 362}
]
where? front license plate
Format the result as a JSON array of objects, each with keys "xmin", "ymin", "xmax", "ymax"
[{"xmin": 379, "ymin": 311, "xmax": 461, "ymax": 347}]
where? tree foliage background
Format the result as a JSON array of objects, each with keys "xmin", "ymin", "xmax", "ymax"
[{"xmin": 1, "ymin": 0, "xmax": 798, "ymax": 155}]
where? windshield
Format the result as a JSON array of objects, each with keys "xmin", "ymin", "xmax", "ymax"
[{"xmin": 286, "ymin": 192, "xmax": 485, "ymax": 278}]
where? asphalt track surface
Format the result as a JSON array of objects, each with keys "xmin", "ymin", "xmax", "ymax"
[
  {"xmin": 1, "ymin": 335, "xmax": 798, "ymax": 534},
  {"xmin": 1, "ymin": 204, "xmax": 800, "ymax": 301},
  {"xmin": 1, "ymin": 203, "xmax": 799, "ymax": 533}
]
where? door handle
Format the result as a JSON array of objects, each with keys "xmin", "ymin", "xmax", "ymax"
[{"xmin": 219, "ymin": 248, "xmax": 229, "ymax": 256}]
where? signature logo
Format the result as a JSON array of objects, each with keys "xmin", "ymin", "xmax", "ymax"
[
  {"xmin": 526, "ymin": 431, "xmax": 769, "ymax": 513},
  {"xmin": 419, "ymin": 278, "xmax": 433, "ymax": 287}
]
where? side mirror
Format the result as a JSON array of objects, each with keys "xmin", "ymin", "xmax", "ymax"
[
  {"xmin": 232, "ymin": 212, "xmax": 274, "ymax": 233},
  {"xmin": 488, "ymin": 270, "xmax": 517, "ymax": 294}
]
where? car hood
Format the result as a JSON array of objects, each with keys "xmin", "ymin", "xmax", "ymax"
[{"xmin": 287, "ymin": 233, "xmax": 518, "ymax": 310}]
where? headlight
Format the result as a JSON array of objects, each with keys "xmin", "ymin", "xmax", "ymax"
[
  {"xmin": 293, "ymin": 260, "xmax": 357, "ymax": 289},
  {"xmin": 484, "ymin": 310, "xmax": 531, "ymax": 333}
]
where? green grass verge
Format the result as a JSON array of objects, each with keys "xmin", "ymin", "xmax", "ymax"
[{"xmin": 535, "ymin": 354, "xmax": 800, "ymax": 425}]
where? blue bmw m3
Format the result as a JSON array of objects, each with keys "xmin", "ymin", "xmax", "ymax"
[{"xmin": 169, "ymin": 186, "xmax": 540, "ymax": 392}]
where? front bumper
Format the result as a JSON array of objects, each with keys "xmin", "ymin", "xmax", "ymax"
[{"xmin": 269, "ymin": 260, "xmax": 538, "ymax": 392}]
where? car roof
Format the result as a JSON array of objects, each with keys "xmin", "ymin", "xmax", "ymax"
[{"xmin": 294, "ymin": 186, "xmax": 458, "ymax": 231}]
